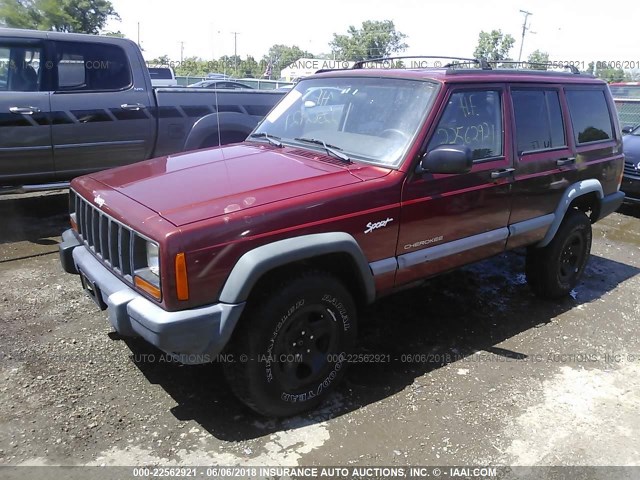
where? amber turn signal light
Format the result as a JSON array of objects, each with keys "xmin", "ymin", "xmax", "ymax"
[
  {"xmin": 134, "ymin": 275, "xmax": 161, "ymax": 301},
  {"xmin": 175, "ymin": 252, "xmax": 189, "ymax": 301}
]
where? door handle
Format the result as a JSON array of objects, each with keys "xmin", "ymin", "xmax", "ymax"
[
  {"xmin": 120, "ymin": 103, "xmax": 146, "ymax": 111},
  {"xmin": 9, "ymin": 106, "xmax": 41, "ymax": 115},
  {"xmin": 490, "ymin": 168, "xmax": 515, "ymax": 179},
  {"xmin": 556, "ymin": 157, "xmax": 576, "ymax": 166}
]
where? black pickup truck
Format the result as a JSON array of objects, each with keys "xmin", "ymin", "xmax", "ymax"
[{"xmin": 0, "ymin": 28, "xmax": 285, "ymax": 194}]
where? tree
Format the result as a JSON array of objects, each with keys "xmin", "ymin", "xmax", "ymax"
[
  {"xmin": 0, "ymin": 0, "xmax": 38, "ymax": 28},
  {"xmin": 473, "ymin": 29, "xmax": 515, "ymax": 62},
  {"xmin": 240, "ymin": 55, "xmax": 259, "ymax": 78},
  {"xmin": 0, "ymin": 0, "xmax": 119, "ymax": 34},
  {"xmin": 626, "ymin": 70, "xmax": 640, "ymax": 81},
  {"xmin": 102, "ymin": 29, "xmax": 124, "ymax": 38},
  {"xmin": 527, "ymin": 49, "xmax": 549, "ymax": 70},
  {"xmin": 587, "ymin": 62, "xmax": 625, "ymax": 83},
  {"xmin": 330, "ymin": 20, "xmax": 408, "ymax": 61},
  {"xmin": 173, "ymin": 56, "xmax": 209, "ymax": 77},
  {"xmin": 262, "ymin": 44, "xmax": 312, "ymax": 79},
  {"xmin": 148, "ymin": 55, "xmax": 171, "ymax": 67}
]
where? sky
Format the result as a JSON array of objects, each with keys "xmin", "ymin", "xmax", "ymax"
[{"xmin": 105, "ymin": 0, "xmax": 639, "ymax": 70}]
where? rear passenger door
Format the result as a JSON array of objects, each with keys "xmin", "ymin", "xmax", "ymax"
[
  {"xmin": 49, "ymin": 40, "xmax": 155, "ymax": 180},
  {"xmin": 0, "ymin": 38, "xmax": 53, "ymax": 184},
  {"xmin": 507, "ymin": 86, "xmax": 577, "ymax": 249},
  {"xmin": 397, "ymin": 86, "xmax": 514, "ymax": 285}
]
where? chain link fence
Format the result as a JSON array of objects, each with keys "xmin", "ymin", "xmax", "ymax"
[{"xmin": 614, "ymin": 99, "xmax": 640, "ymax": 128}]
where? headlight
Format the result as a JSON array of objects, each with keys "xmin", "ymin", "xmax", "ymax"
[
  {"xmin": 133, "ymin": 237, "xmax": 161, "ymax": 301},
  {"xmin": 146, "ymin": 241, "xmax": 159, "ymax": 276}
]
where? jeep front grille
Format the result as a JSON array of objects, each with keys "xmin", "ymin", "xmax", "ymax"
[
  {"xmin": 71, "ymin": 190, "xmax": 144, "ymax": 279},
  {"xmin": 624, "ymin": 161, "xmax": 640, "ymax": 178}
]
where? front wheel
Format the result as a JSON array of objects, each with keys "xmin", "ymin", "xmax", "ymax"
[
  {"xmin": 526, "ymin": 209, "xmax": 592, "ymax": 299},
  {"xmin": 223, "ymin": 272, "xmax": 357, "ymax": 417}
]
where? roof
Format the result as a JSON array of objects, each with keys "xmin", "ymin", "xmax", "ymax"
[
  {"xmin": 313, "ymin": 67, "xmax": 606, "ymax": 85},
  {"xmin": 0, "ymin": 27, "xmax": 137, "ymax": 47}
]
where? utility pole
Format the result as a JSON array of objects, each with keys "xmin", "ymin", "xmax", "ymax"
[
  {"xmin": 137, "ymin": 22, "xmax": 140, "ymax": 48},
  {"xmin": 517, "ymin": 10, "xmax": 533, "ymax": 63},
  {"xmin": 180, "ymin": 41, "xmax": 184, "ymax": 63},
  {"xmin": 231, "ymin": 32, "xmax": 240, "ymax": 76}
]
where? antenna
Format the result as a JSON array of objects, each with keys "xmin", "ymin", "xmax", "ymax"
[{"xmin": 517, "ymin": 10, "xmax": 533, "ymax": 63}]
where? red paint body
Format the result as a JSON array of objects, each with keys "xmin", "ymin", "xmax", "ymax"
[{"xmin": 70, "ymin": 68, "xmax": 624, "ymax": 311}]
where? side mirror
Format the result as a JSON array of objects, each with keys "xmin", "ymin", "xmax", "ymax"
[
  {"xmin": 420, "ymin": 145, "xmax": 473, "ymax": 174},
  {"xmin": 622, "ymin": 125, "xmax": 635, "ymax": 135}
]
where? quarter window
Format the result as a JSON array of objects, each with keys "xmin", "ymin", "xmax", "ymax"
[
  {"xmin": 512, "ymin": 90, "xmax": 566, "ymax": 154},
  {"xmin": 565, "ymin": 89, "xmax": 613, "ymax": 144},
  {"xmin": 427, "ymin": 90, "xmax": 503, "ymax": 161},
  {"xmin": 54, "ymin": 41, "xmax": 131, "ymax": 91}
]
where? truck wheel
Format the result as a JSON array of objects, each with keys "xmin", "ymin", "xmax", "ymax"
[
  {"xmin": 526, "ymin": 209, "xmax": 592, "ymax": 299},
  {"xmin": 223, "ymin": 272, "xmax": 357, "ymax": 417}
]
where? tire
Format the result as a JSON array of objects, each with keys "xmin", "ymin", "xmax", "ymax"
[
  {"xmin": 223, "ymin": 271, "xmax": 357, "ymax": 417},
  {"xmin": 526, "ymin": 209, "xmax": 592, "ymax": 299}
]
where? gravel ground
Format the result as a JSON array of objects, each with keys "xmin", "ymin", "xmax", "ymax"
[{"xmin": 0, "ymin": 192, "xmax": 639, "ymax": 476}]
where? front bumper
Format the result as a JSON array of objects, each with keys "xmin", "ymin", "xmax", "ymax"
[
  {"xmin": 58, "ymin": 229, "xmax": 245, "ymax": 364},
  {"xmin": 621, "ymin": 176, "xmax": 640, "ymax": 204}
]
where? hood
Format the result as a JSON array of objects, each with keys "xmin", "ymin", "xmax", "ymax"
[
  {"xmin": 90, "ymin": 143, "xmax": 390, "ymax": 226},
  {"xmin": 623, "ymin": 134, "xmax": 640, "ymax": 164}
]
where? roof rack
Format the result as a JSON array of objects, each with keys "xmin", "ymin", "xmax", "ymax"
[
  {"xmin": 483, "ymin": 60, "xmax": 581, "ymax": 74},
  {"xmin": 312, "ymin": 56, "xmax": 583, "ymax": 76},
  {"xmin": 352, "ymin": 55, "xmax": 491, "ymax": 70}
]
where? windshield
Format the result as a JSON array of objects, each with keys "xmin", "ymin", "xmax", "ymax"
[
  {"xmin": 252, "ymin": 76, "xmax": 439, "ymax": 168},
  {"xmin": 148, "ymin": 68, "xmax": 173, "ymax": 79}
]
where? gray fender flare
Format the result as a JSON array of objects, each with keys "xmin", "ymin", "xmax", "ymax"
[
  {"xmin": 183, "ymin": 112, "xmax": 260, "ymax": 150},
  {"xmin": 537, "ymin": 179, "xmax": 603, "ymax": 247},
  {"xmin": 218, "ymin": 233, "xmax": 376, "ymax": 304}
]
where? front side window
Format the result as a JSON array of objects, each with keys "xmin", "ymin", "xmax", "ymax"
[
  {"xmin": 427, "ymin": 90, "xmax": 503, "ymax": 161},
  {"xmin": 54, "ymin": 41, "xmax": 131, "ymax": 91},
  {"xmin": 512, "ymin": 89, "xmax": 566, "ymax": 154},
  {"xmin": 0, "ymin": 43, "xmax": 43, "ymax": 92},
  {"xmin": 253, "ymin": 77, "xmax": 439, "ymax": 167},
  {"xmin": 565, "ymin": 89, "xmax": 613, "ymax": 144}
]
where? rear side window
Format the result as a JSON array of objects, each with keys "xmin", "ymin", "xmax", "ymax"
[
  {"xmin": 0, "ymin": 43, "xmax": 43, "ymax": 92},
  {"xmin": 512, "ymin": 89, "xmax": 566, "ymax": 154},
  {"xmin": 54, "ymin": 41, "xmax": 131, "ymax": 91},
  {"xmin": 428, "ymin": 90, "xmax": 503, "ymax": 161},
  {"xmin": 565, "ymin": 89, "xmax": 613, "ymax": 144}
]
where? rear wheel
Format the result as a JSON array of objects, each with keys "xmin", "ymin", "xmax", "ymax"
[
  {"xmin": 526, "ymin": 209, "xmax": 592, "ymax": 299},
  {"xmin": 223, "ymin": 272, "xmax": 356, "ymax": 417}
]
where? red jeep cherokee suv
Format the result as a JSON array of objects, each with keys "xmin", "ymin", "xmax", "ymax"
[{"xmin": 59, "ymin": 58, "xmax": 625, "ymax": 416}]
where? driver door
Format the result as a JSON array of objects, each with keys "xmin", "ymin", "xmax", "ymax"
[{"xmin": 396, "ymin": 86, "xmax": 514, "ymax": 285}]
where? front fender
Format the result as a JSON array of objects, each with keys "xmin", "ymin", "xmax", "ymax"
[{"xmin": 218, "ymin": 233, "xmax": 376, "ymax": 305}]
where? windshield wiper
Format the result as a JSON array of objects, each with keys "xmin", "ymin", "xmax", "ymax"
[
  {"xmin": 248, "ymin": 132, "xmax": 283, "ymax": 147},
  {"xmin": 294, "ymin": 137, "xmax": 351, "ymax": 163}
]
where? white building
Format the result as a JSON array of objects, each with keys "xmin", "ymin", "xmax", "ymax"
[{"xmin": 280, "ymin": 58, "xmax": 355, "ymax": 81}]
